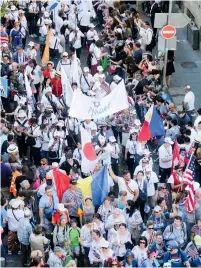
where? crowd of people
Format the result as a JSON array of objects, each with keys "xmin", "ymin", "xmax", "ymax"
[{"xmin": 1, "ymin": 0, "xmax": 201, "ymax": 267}]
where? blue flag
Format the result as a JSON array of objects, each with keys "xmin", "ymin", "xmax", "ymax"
[{"xmin": 91, "ymin": 165, "xmax": 108, "ymax": 206}]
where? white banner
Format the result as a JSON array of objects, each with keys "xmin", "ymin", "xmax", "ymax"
[
  {"xmin": 61, "ymin": 66, "xmax": 73, "ymax": 107},
  {"xmin": 69, "ymin": 80, "xmax": 129, "ymax": 119}
]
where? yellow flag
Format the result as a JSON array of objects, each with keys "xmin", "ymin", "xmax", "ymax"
[
  {"xmin": 77, "ymin": 176, "xmax": 93, "ymax": 201},
  {"xmin": 41, "ymin": 29, "xmax": 51, "ymax": 65}
]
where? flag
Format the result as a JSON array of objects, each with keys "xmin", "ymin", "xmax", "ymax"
[
  {"xmin": 183, "ymin": 154, "xmax": 196, "ymax": 213},
  {"xmin": 91, "ymin": 165, "xmax": 109, "ymax": 206},
  {"xmin": 41, "ymin": 29, "xmax": 51, "ymax": 65},
  {"xmin": 53, "ymin": 170, "xmax": 71, "ymax": 202},
  {"xmin": 80, "ymin": 126, "xmax": 97, "ymax": 174},
  {"xmin": 61, "ymin": 66, "xmax": 73, "ymax": 107},
  {"xmin": 69, "ymin": 80, "xmax": 129, "ymax": 119},
  {"xmin": 77, "ymin": 166, "xmax": 109, "ymax": 206},
  {"xmin": 71, "ymin": 51, "xmax": 80, "ymax": 87},
  {"xmin": 138, "ymin": 105, "xmax": 165, "ymax": 142},
  {"xmin": 77, "ymin": 203, "xmax": 85, "ymax": 216},
  {"xmin": 171, "ymin": 140, "xmax": 181, "ymax": 172}
]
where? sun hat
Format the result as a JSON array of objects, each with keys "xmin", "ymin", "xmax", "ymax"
[
  {"xmin": 63, "ymin": 52, "xmax": 68, "ymax": 57},
  {"xmin": 109, "ymin": 136, "xmax": 116, "ymax": 143},
  {"xmin": 7, "ymin": 144, "xmax": 19, "ymax": 154}
]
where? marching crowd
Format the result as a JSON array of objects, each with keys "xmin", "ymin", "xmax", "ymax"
[{"xmin": 1, "ymin": 0, "xmax": 201, "ymax": 267}]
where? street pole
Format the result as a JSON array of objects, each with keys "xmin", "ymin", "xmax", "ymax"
[{"xmin": 163, "ymin": 0, "xmax": 173, "ymax": 88}]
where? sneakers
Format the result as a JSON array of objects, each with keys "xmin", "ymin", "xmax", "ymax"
[{"xmin": 8, "ymin": 250, "xmax": 12, "ymax": 255}]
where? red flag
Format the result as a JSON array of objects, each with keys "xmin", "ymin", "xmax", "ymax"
[
  {"xmin": 185, "ymin": 182, "xmax": 196, "ymax": 213},
  {"xmin": 53, "ymin": 170, "xmax": 71, "ymax": 202},
  {"xmin": 171, "ymin": 140, "xmax": 181, "ymax": 173}
]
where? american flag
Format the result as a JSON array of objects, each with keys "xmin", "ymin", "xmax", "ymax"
[{"xmin": 183, "ymin": 154, "xmax": 196, "ymax": 213}]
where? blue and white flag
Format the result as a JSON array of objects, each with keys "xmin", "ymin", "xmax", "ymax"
[{"xmin": 0, "ymin": 77, "xmax": 8, "ymax": 98}]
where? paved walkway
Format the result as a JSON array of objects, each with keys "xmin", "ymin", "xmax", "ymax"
[{"xmin": 169, "ymin": 26, "xmax": 201, "ymax": 109}]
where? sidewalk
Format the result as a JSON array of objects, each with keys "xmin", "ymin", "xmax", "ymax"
[{"xmin": 168, "ymin": 26, "xmax": 201, "ymax": 109}]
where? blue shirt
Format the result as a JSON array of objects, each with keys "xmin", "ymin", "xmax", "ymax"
[
  {"xmin": 163, "ymin": 249, "xmax": 188, "ymax": 267},
  {"xmin": 150, "ymin": 242, "xmax": 165, "ymax": 264},
  {"xmin": 191, "ymin": 257, "xmax": 201, "ymax": 267},
  {"xmin": 148, "ymin": 212, "xmax": 170, "ymax": 231},
  {"xmin": 1, "ymin": 208, "xmax": 7, "ymax": 228},
  {"xmin": 39, "ymin": 192, "xmax": 58, "ymax": 218},
  {"xmin": 10, "ymin": 28, "xmax": 22, "ymax": 47}
]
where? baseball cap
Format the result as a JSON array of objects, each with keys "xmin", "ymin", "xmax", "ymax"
[
  {"xmin": 153, "ymin": 205, "xmax": 161, "ymax": 212},
  {"xmin": 166, "ymin": 240, "xmax": 179, "ymax": 251}
]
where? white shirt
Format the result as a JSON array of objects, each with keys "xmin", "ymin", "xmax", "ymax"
[
  {"xmin": 73, "ymin": 148, "xmax": 82, "ymax": 164},
  {"xmin": 40, "ymin": 94, "xmax": 60, "ymax": 112},
  {"xmin": 89, "ymin": 43, "xmax": 101, "ymax": 65},
  {"xmin": 38, "ymin": 113, "xmax": 58, "ymax": 127},
  {"xmin": 26, "ymin": 65, "xmax": 43, "ymax": 85},
  {"xmin": 184, "ymin": 91, "xmax": 195, "ymax": 111},
  {"xmin": 83, "ymin": 121, "xmax": 97, "ymax": 135},
  {"xmin": 145, "ymin": 28, "xmax": 153, "ymax": 45},
  {"xmin": 87, "ymin": 29, "xmax": 98, "ymax": 41},
  {"xmin": 40, "ymin": 130, "xmax": 49, "ymax": 151},
  {"xmin": 132, "ymin": 246, "xmax": 148, "ymax": 266},
  {"xmin": 126, "ymin": 140, "xmax": 144, "ymax": 155},
  {"xmin": 107, "ymin": 143, "xmax": 120, "ymax": 159},
  {"xmin": 158, "ymin": 144, "xmax": 172, "ymax": 168},
  {"xmin": 49, "ymin": 36, "xmax": 60, "ymax": 49},
  {"xmin": 117, "ymin": 177, "xmax": 138, "ymax": 200},
  {"xmin": 80, "ymin": 73, "xmax": 93, "ymax": 93},
  {"xmin": 79, "ymin": 11, "xmax": 91, "ymax": 27},
  {"xmin": 80, "ymin": 223, "xmax": 98, "ymax": 248},
  {"xmin": 55, "ymin": 16, "xmax": 63, "ymax": 34},
  {"xmin": 40, "ymin": 25, "xmax": 48, "ymax": 36},
  {"xmin": 69, "ymin": 30, "xmax": 84, "ymax": 49},
  {"xmin": 144, "ymin": 171, "xmax": 159, "ymax": 196},
  {"xmin": 56, "ymin": 59, "xmax": 72, "ymax": 78},
  {"xmin": 194, "ymin": 115, "xmax": 201, "ymax": 129},
  {"xmin": 28, "ymin": 125, "xmax": 41, "ymax": 148},
  {"xmin": 48, "ymin": 137, "xmax": 67, "ymax": 158},
  {"xmin": 110, "ymin": 81, "xmax": 118, "ymax": 91},
  {"xmin": 89, "ymin": 237, "xmax": 108, "ymax": 263},
  {"xmin": 27, "ymin": 48, "xmax": 37, "ymax": 60},
  {"xmin": 7, "ymin": 209, "xmax": 24, "ymax": 231}
]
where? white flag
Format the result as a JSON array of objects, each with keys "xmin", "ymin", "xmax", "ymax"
[
  {"xmin": 69, "ymin": 80, "xmax": 129, "ymax": 119},
  {"xmin": 80, "ymin": 126, "xmax": 98, "ymax": 174},
  {"xmin": 61, "ymin": 66, "xmax": 73, "ymax": 107},
  {"xmin": 71, "ymin": 51, "xmax": 80, "ymax": 87}
]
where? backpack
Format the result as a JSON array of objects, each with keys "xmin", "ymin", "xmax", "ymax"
[
  {"xmin": 55, "ymin": 224, "xmax": 68, "ymax": 245},
  {"xmin": 164, "ymin": 223, "xmax": 186, "ymax": 246}
]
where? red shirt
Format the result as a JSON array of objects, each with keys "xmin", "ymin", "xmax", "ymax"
[
  {"xmin": 51, "ymin": 78, "xmax": 62, "ymax": 97},
  {"xmin": 43, "ymin": 69, "xmax": 51, "ymax": 78}
]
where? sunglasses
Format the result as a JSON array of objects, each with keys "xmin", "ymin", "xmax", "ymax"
[
  {"xmin": 162, "ymin": 187, "xmax": 167, "ymax": 189},
  {"xmin": 112, "ymin": 264, "xmax": 118, "ymax": 266},
  {"xmin": 148, "ymin": 227, "xmax": 154, "ymax": 229},
  {"xmin": 140, "ymin": 241, "xmax": 146, "ymax": 244},
  {"xmin": 41, "ymin": 163, "xmax": 46, "ymax": 165},
  {"xmin": 154, "ymin": 211, "xmax": 160, "ymax": 213},
  {"xmin": 121, "ymin": 193, "xmax": 127, "ymax": 196}
]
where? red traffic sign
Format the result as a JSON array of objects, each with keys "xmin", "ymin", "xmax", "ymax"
[{"xmin": 161, "ymin": 25, "xmax": 176, "ymax": 39}]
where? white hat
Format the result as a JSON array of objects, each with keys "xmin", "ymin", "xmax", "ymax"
[
  {"xmin": 89, "ymin": 23, "xmax": 95, "ymax": 28},
  {"xmin": 63, "ymin": 52, "xmax": 68, "ymax": 57},
  {"xmin": 113, "ymin": 75, "xmax": 121, "ymax": 81},
  {"xmin": 97, "ymin": 66, "xmax": 103, "ymax": 72},
  {"xmin": 88, "ymin": 90, "xmax": 96, "ymax": 96},
  {"xmin": 129, "ymin": 128, "xmax": 138, "ymax": 134},
  {"xmin": 57, "ymin": 120, "xmax": 64, "ymax": 127},
  {"xmin": 45, "ymin": 86, "xmax": 52, "ymax": 93},
  {"xmin": 7, "ymin": 144, "xmax": 19, "ymax": 154},
  {"xmin": 98, "ymin": 135, "xmax": 106, "ymax": 143},
  {"xmin": 109, "ymin": 136, "xmax": 116, "ymax": 143},
  {"xmin": 91, "ymin": 124, "xmax": 97, "ymax": 131},
  {"xmin": 2, "ymin": 43, "xmax": 8, "ymax": 47},
  {"xmin": 18, "ymin": 10, "xmax": 25, "ymax": 13},
  {"xmin": 164, "ymin": 137, "xmax": 174, "ymax": 145},
  {"xmin": 44, "ymin": 18, "xmax": 50, "ymax": 25},
  {"xmin": 45, "ymin": 105, "xmax": 53, "ymax": 111},
  {"xmin": 18, "ymin": 109, "xmax": 26, "ymax": 118},
  {"xmin": 83, "ymin": 67, "xmax": 89, "ymax": 72},
  {"xmin": 143, "ymin": 149, "xmax": 151, "ymax": 155},
  {"xmin": 99, "ymin": 74, "xmax": 105, "ymax": 79},
  {"xmin": 44, "ymin": 11, "xmax": 50, "ymax": 17},
  {"xmin": 101, "ymin": 241, "xmax": 109, "ymax": 248},
  {"xmin": 58, "ymin": 203, "xmax": 66, "ymax": 212},
  {"xmin": 10, "ymin": 199, "xmax": 21, "ymax": 209},
  {"xmin": 134, "ymin": 119, "xmax": 141, "ymax": 126},
  {"xmin": 115, "ymin": 28, "xmax": 122, "ymax": 34},
  {"xmin": 24, "ymin": 208, "xmax": 32, "ymax": 217},
  {"xmin": 52, "ymin": 162, "xmax": 59, "ymax": 168},
  {"xmin": 28, "ymin": 41, "xmax": 34, "ymax": 47},
  {"xmin": 153, "ymin": 205, "xmax": 162, "ymax": 212},
  {"xmin": 11, "ymin": 5, "xmax": 16, "ymax": 10},
  {"xmin": 52, "ymin": 29, "xmax": 56, "ymax": 35},
  {"xmin": 145, "ymin": 165, "xmax": 152, "ymax": 172}
]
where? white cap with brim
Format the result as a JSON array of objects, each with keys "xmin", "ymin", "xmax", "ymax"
[
  {"xmin": 164, "ymin": 137, "xmax": 174, "ymax": 145},
  {"xmin": 63, "ymin": 52, "xmax": 68, "ymax": 57},
  {"xmin": 10, "ymin": 199, "xmax": 21, "ymax": 209},
  {"xmin": 18, "ymin": 110, "xmax": 27, "ymax": 118},
  {"xmin": 83, "ymin": 67, "xmax": 89, "ymax": 72},
  {"xmin": 109, "ymin": 136, "xmax": 116, "ymax": 143},
  {"xmin": 28, "ymin": 41, "xmax": 34, "ymax": 47},
  {"xmin": 97, "ymin": 66, "xmax": 103, "ymax": 72},
  {"xmin": 98, "ymin": 135, "xmax": 106, "ymax": 143}
]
